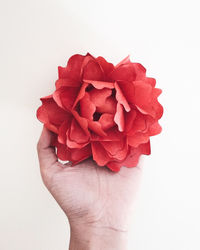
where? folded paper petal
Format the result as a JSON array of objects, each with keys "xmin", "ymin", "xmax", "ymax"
[
  {"xmin": 37, "ymin": 96, "xmax": 70, "ymax": 133},
  {"xmin": 80, "ymin": 92, "xmax": 96, "ymax": 120},
  {"xmin": 84, "ymin": 80, "xmax": 114, "ymax": 89},
  {"xmin": 58, "ymin": 54, "xmax": 85, "ymax": 82},
  {"xmin": 83, "ymin": 60, "xmax": 104, "ymax": 81},
  {"xmin": 114, "ymin": 103, "xmax": 125, "ymax": 132},
  {"xmin": 91, "ymin": 142, "xmax": 111, "ymax": 166},
  {"xmin": 53, "ymin": 87, "xmax": 79, "ymax": 110},
  {"xmin": 96, "ymin": 56, "xmax": 115, "ymax": 78},
  {"xmin": 114, "ymin": 82, "xmax": 131, "ymax": 112},
  {"xmin": 101, "ymin": 139, "xmax": 128, "ymax": 161},
  {"xmin": 99, "ymin": 113, "xmax": 115, "ymax": 130},
  {"xmin": 127, "ymin": 133, "xmax": 149, "ymax": 147},
  {"xmin": 96, "ymin": 96, "xmax": 117, "ymax": 114},
  {"xmin": 71, "ymin": 144, "xmax": 92, "ymax": 164},
  {"xmin": 89, "ymin": 88, "xmax": 112, "ymax": 107},
  {"xmin": 56, "ymin": 142, "xmax": 71, "ymax": 161}
]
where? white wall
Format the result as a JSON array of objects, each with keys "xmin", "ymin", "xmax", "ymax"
[{"xmin": 0, "ymin": 0, "xmax": 200, "ymax": 249}]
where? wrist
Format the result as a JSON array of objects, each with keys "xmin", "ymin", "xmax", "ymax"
[{"xmin": 69, "ymin": 223, "xmax": 128, "ymax": 250}]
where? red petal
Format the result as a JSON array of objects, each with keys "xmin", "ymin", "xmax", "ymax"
[
  {"xmin": 117, "ymin": 80, "xmax": 135, "ymax": 104},
  {"xmin": 101, "ymin": 139, "xmax": 128, "ymax": 161},
  {"xmin": 91, "ymin": 127, "xmax": 123, "ymax": 142},
  {"xmin": 118, "ymin": 146, "xmax": 141, "ymax": 167},
  {"xmin": 71, "ymin": 144, "xmax": 92, "ymax": 164},
  {"xmin": 127, "ymin": 112, "xmax": 147, "ymax": 136},
  {"xmin": 91, "ymin": 142, "xmax": 111, "ymax": 166},
  {"xmin": 114, "ymin": 82, "xmax": 131, "ymax": 112},
  {"xmin": 53, "ymin": 86, "xmax": 79, "ymax": 110},
  {"xmin": 99, "ymin": 113, "xmax": 115, "ymax": 130},
  {"xmin": 71, "ymin": 110, "xmax": 89, "ymax": 136},
  {"xmin": 56, "ymin": 142, "xmax": 71, "ymax": 161},
  {"xmin": 96, "ymin": 96, "xmax": 117, "ymax": 114},
  {"xmin": 131, "ymin": 81, "xmax": 163, "ymax": 119},
  {"xmin": 140, "ymin": 141, "xmax": 151, "ymax": 155},
  {"xmin": 96, "ymin": 56, "xmax": 115, "ymax": 77},
  {"xmin": 106, "ymin": 142, "xmax": 151, "ymax": 171},
  {"xmin": 88, "ymin": 120, "xmax": 107, "ymax": 137},
  {"xmin": 72, "ymin": 82, "xmax": 89, "ymax": 108},
  {"xmin": 58, "ymin": 54, "xmax": 85, "ymax": 82},
  {"xmin": 55, "ymin": 79, "xmax": 80, "ymax": 89},
  {"xmin": 146, "ymin": 77, "xmax": 156, "ymax": 88},
  {"xmin": 148, "ymin": 121, "xmax": 162, "ymax": 136},
  {"xmin": 83, "ymin": 60, "xmax": 104, "ymax": 81},
  {"xmin": 68, "ymin": 118, "xmax": 90, "ymax": 145},
  {"xmin": 127, "ymin": 133, "xmax": 149, "ymax": 147},
  {"xmin": 133, "ymin": 81, "xmax": 152, "ymax": 107},
  {"xmin": 80, "ymin": 92, "xmax": 96, "ymax": 120},
  {"xmin": 89, "ymin": 88, "xmax": 112, "ymax": 107},
  {"xmin": 115, "ymin": 55, "xmax": 131, "ymax": 68},
  {"xmin": 114, "ymin": 103, "xmax": 125, "ymax": 132},
  {"xmin": 84, "ymin": 80, "xmax": 114, "ymax": 89},
  {"xmin": 125, "ymin": 109, "xmax": 137, "ymax": 133},
  {"xmin": 109, "ymin": 64, "xmax": 136, "ymax": 82},
  {"xmin": 132, "ymin": 63, "xmax": 146, "ymax": 80},
  {"xmin": 37, "ymin": 96, "xmax": 70, "ymax": 134},
  {"xmin": 58, "ymin": 121, "xmax": 69, "ymax": 144},
  {"xmin": 107, "ymin": 162, "xmax": 121, "ymax": 172}
]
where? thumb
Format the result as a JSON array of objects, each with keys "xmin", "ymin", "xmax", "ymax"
[{"xmin": 37, "ymin": 126, "xmax": 62, "ymax": 176}]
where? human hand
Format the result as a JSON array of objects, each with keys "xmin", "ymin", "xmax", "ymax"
[{"xmin": 37, "ymin": 126, "xmax": 142, "ymax": 250}]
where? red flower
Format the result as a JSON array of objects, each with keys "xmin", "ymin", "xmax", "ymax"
[{"xmin": 37, "ymin": 53, "xmax": 163, "ymax": 172}]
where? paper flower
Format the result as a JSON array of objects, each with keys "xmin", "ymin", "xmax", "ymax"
[{"xmin": 37, "ymin": 53, "xmax": 163, "ymax": 172}]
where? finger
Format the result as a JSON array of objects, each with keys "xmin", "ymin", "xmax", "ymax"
[{"xmin": 37, "ymin": 126, "xmax": 60, "ymax": 172}]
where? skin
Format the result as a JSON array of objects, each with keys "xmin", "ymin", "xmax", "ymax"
[{"xmin": 37, "ymin": 126, "xmax": 142, "ymax": 250}]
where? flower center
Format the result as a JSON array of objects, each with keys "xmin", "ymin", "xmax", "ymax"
[{"xmin": 93, "ymin": 112, "xmax": 101, "ymax": 121}]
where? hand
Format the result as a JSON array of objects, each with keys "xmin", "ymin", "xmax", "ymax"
[{"xmin": 37, "ymin": 126, "xmax": 142, "ymax": 250}]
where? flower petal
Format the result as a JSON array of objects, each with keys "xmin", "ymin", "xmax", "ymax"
[
  {"xmin": 68, "ymin": 118, "xmax": 90, "ymax": 145},
  {"xmin": 107, "ymin": 143, "xmax": 150, "ymax": 169},
  {"xmin": 114, "ymin": 82, "xmax": 131, "ymax": 112},
  {"xmin": 99, "ymin": 113, "xmax": 115, "ymax": 130},
  {"xmin": 101, "ymin": 139, "xmax": 128, "ymax": 161},
  {"xmin": 80, "ymin": 92, "xmax": 96, "ymax": 120},
  {"xmin": 58, "ymin": 121, "xmax": 69, "ymax": 144},
  {"xmin": 114, "ymin": 103, "xmax": 125, "ymax": 132},
  {"xmin": 127, "ymin": 133, "xmax": 149, "ymax": 147},
  {"xmin": 113, "ymin": 58, "xmax": 146, "ymax": 81},
  {"xmin": 109, "ymin": 64, "xmax": 136, "ymax": 81},
  {"xmin": 96, "ymin": 56, "xmax": 115, "ymax": 77},
  {"xmin": 106, "ymin": 162, "xmax": 121, "ymax": 172},
  {"xmin": 96, "ymin": 96, "xmax": 117, "ymax": 114},
  {"xmin": 91, "ymin": 127, "xmax": 123, "ymax": 142},
  {"xmin": 56, "ymin": 142, "xmax": 71, "ymax": 161},
  {"xmin": 91, "ymin": 142, "xmax": 111, "ymax": 166},
  {"xmin": 83, "ymin": 60, "xmax": 104, "ymax": 81},
  {"xmin": 125, "ymin": 109, "xmax": 137, "ymax": 133},
  {"xmin": 55, "ymin": 79, "xmax": 80, "ymax": 89},
  {"xmin": 88, "ymin": 120, "xmax": 107, "ymax": 137},
  {"xmin": 115, "ymin": 55, "xmax": 131, "ymax": 68},
  {"xmin": 89, "ymin": 88, "xmax": 112, "ymax": 107},
  {"xmin": 53, "ymin": 86, "xmax": 79, "ymax": 110},
  {"xmin": 71, "ymin": 110, "xmax": 89, "ymax": 136},
  {"xmin": 71, "ymin": 145, "xmax": 92, "ymax": 164},
  {"xmin": 72, "ymin": 82, "xmax": 89, "ymax": 108},
  {"xmin": 37, "ymin": 96, "xmax": 70, "ymax": 134},
  {"xmin": 127, "ymin": 112, "xmax": 147, "ymax": 136},
  {"xmin": 148, "ymin": 121, "xmax": 162, "ymax": 136},
  {"xmin": 84, "ymin": 80, "xmax": 114, "ymax": 89},
  {"xmin": 58, "ymin": 54, "xmax": 85, "ymax": 82}
]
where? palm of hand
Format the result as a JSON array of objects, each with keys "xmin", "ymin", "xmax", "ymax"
[{"xmin": 38, "ymin": 127, "xmax": 142, "ymax": 231}]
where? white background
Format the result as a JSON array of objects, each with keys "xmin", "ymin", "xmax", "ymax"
[{"xmin": 0, "ymin": 0, "xmax": 200, "ymax": 249}]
